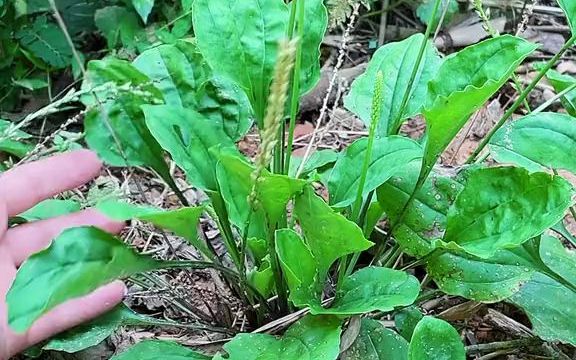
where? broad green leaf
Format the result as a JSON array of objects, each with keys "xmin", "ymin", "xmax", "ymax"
[
  {"xmin": 294, "ymin": 186, "xmax": 373, "ymax": 279},
  {"xmin": 133, "ymin": 41, "xmax": 211, "ymax": 108},
  {"xmin": 82, "ymin": 59, "xmax": 173, "ymax": 186},
  {"xmin": 247, "ymin": 258, "xmax": 275, "ymax": 297},
  {"xmin": 192, "ymin": 0, "xmax": 327, "ymax": 124},
  {"xmin": 215, "ymin": 334, "xmax": 280, "ymax": 360},
  {"xmin": 0, "ymin": 119, "xmax": 34, "ymax": 158},
  {"xmin": 84, "ymin": 100, "xmax": 172, "ymax": 182},
  {"xmin": 314, "ymin": 267, "xmax": 420, "ymax": 315},
  {"xmin": 296, "ymin": 0, "xmax": 328, "ymax": 95},
  {"xmin": 539, "ymin": 66, "xmax": 576, "ymax": 116},
  {"xmin": 328, "ymin": 136, "xmax": 423, "ymax": 208},
  {"xmin": 427, "ymin": 244, "xmax": 537, "ymax": 302},
  {"xmin": 96, "ymin": 200, "xmax": 208, "ymax": 256},
  {"xmin": 345, "ymin": 34, "xmax": 441, "ymax": 134},
  {"xmin": 214, "ymin": 315, "xmax": 341, "ymax": 360},
  {"xmin": 364, "ymin": 200, "xmax": 385, "ymax": 237},
  {"xmin": 192, "ymin": 0, "xmax": 288, "ymax": 123},
  {"xmin": 16, "ymin": 16, "xmax": 72, "ymax": 69},
  {"xmin": 408, "ymin": 317, "xmax": 465, "ymax": 360},
  {"xmin": 18, "ymin": 199, "xmax": 81, "ymax": 222},
  {"xmin": 422, "ymin": 35, "xmax": 537, "ymax": 177},
  {"xmin": 82, "ymin": 57, "xmax": 161, "ymax": 106},
  {"xmin": 442, "ymin": 167, "xmax": 574, "ymax": 258},
  {"xmin": 417, "ymin": 0, "xmax": 458, "ymax": 29},
  {"xmin": 216, "ymin": 153, "xmax": 306, "ymax": 237},
  {"xmin": 7, "ymin": 227, "xmax": 161, "ymax": 332},
  {"xmin": 44, "ymin": 304, "xmax": 161, "ymax": 353},
  {"xmin": 132, "ymin": 0, "xmax": 154, "ymax": 23},
  {"xmin": 377, "ymin": 162, "xmax": 463, "ymax": 258},
  {"xmin": 557, "ymin": 0, "xmax": 576, "ymax": 35},
  {"xmin": 341, "ymin": 318, "xmax": 409, "ymax": 360},
  {"xmin": 95, "ymin": 6, "xmax": 143, "ymax": 50},
  {"xmin": 429, "ymin": 236, "xmax": 576, "ymax": 345},
  {"xmin": 195, "ymin": 76, "xmax": 254, "ymax": 141},
  {"xmin": 395, "ymin": 307, "xmax": 424, "ymax": 341},
  {"xmin": 490, "ymin": 113, "xmax": 576, "ymax": 173},
  {"xmin": 13, "ymin": 78, "xmax": 49, "ymax": 91},
  {"xmin": 289, "ymin": 149, "xmax": 339, "ymax": 178},
  {"xmin": 276, "ymin": 229, "xmax": 317, "ymax": 306},
  {"xmin": 508, "ymin": 235, "xmax": 576, "ymax": 345},
  {"xmin": 247, "ymin": 237, "xmax": 268, "ymax": 264},
  {"xmin": 143, "ymin": 105, "xmax": 237, "ymax": 192},
  {"xmin": 14, "ymin": 0, "xmax": 50, "ymax": 15},
  {"xmin": 111, "ymin": 340, "xmax": 210, "ymax": 360}
]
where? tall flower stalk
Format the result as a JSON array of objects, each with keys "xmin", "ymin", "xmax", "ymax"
[{"xmin": 247, "ymin": 39, "xmax": 297, "ymax": 312}]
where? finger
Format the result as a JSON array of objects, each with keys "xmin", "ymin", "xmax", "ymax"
[
  {"xmin": 0, "ymin": 150, "xmax": 102, "ymax": 216},
  {"xmin": 4, "ymin": 209, "xmax": 125, "ymax": 266},
  {"xmin": 15, "ymin": 281, "xmax": 126, "ymax": 356}
]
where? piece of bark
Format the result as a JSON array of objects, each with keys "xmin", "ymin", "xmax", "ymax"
[{"xmin": 299, "ymin": 63, "xmax": 367, "ymax": 113}]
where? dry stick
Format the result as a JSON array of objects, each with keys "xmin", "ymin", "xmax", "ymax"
[
  {"xmin": 377, "ymin": 0, "xmax": 390, "ymax": 46},
  {"xmin": 466, "ymin": 338, "xmax": 540, "ymax": 355},
  {"xmin": 295, "ymin": 3, "xmax": 360, "ymax": 178},
  {"xmin": 467, "ymin": 33, "xmax": 576, "ymax": 163}
]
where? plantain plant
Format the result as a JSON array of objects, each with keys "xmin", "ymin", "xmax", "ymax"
[{"xmin": 6, "ymin": 0, "xmax": 576, "ymax": 358}]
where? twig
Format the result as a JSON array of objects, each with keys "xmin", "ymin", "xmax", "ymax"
[
  {"xmin": 295, "ymin": 3, "xmax": 360, "ymax": 178},
  {"xmin": 377, "ymin": 0, "xmax": 390, "ymax": 46},
  {"xmin": 466, "ymin": 338, "xmax": 540, "ymax": 355}
]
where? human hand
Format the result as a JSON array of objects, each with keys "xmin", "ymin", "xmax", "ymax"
[{"xmin": 0, "ymin": 150, "xmax": 126, "ymax": 359}]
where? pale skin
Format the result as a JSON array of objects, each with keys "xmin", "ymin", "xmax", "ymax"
[{"xmin": 0, "ymin": 150, "xmax": 126, "ymax": 359}]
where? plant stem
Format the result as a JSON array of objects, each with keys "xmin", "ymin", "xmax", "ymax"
[
  {"xmin": 339, "ymin": 73, "xmax": 383, "ymax": 284},
  {"xmin": 474, "ymin": 0, "xmax": 532, "ymax": 112},
  {"xmin": 371, "ymin": 175, "xmax": 424, "ymax": 264},
  {"xmin": 206, "ymin": 195, "xmax": 243, "ymax": 272},
  {"xmin": 467, "ymin": 34, "xmax": 576, "ymax": 163},
  {"xmin": 287, "ymin": 0, "xmax": 298, "ymax": 38},
  {"xmin": 284, "ymin": 0, "xmax": 305, "ymax": 175},
  {"xmin": 163, "ymin": 260, "xmax": 239, "ymax": 277},
  {"xmin": 382, "ymin": 244, "xmax": 403, "ymax": 268},
  {"xmin": 351, "ymin": 71, "xmax": 384, "ymax": 221},
  {"xmin": 391, "ymin": 0, "xmax": 442, "ymax": 135},
  {"xmin": 275, "ymin": 1, "xmax": 300, "ymax": 176},
  {"xmin": 466, "ymin": 338, "xmax": 540, "ymax": 355},
  {"xmin": 267, "ymin": 228, "xmax": 289, "ymax": 313},
  {"xmin": 344, "ymin": 191, "xmax": 374, "ymax": 276},
  {"xmin": 533, "ymin": 82, "xmax": 576, "ymax": 113}
]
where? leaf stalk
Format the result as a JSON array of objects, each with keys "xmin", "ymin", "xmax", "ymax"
[{"xmin": 467, "ymin": 34, "xmax": 576, "ymax": 163}]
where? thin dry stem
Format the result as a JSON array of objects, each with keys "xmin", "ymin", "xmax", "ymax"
[{"xmin": 296, "ymin": 3, "xmax": 360, "ymax": 178}]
